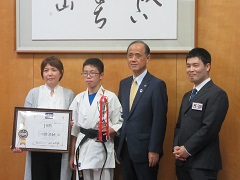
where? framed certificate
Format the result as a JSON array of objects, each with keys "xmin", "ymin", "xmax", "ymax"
[{"xmin": 11, "ymin": 107, "xmax": 72, "ymax": 153}]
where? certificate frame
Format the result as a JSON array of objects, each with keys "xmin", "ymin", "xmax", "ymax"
[
  {"xmin": 11, "ymin": 107, "xmax": 72, "ymax": 153},
  {"xmin": 16, "ymin": 0, "xmax": 197, "ymax": 53}
]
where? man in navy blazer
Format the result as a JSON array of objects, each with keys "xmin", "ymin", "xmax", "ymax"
[
  {"xmin": 117, "ymin": 40, "xmax": 168, "ymax": 180},
  {"xmin": 173, "ymin": 48, "xmax": 229, "ymax": 180}
]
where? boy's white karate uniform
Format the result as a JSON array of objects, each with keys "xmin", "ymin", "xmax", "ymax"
[{"xmin": 70, "ymin": 86, "xmax": 123, "ymax": 178}]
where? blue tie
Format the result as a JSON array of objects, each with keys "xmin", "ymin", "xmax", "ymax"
[{"xmin": 189, "ymin": 88, "xmax": 197, "ymax": 102}]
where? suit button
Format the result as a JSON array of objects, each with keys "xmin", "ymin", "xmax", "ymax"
[{"xmin": 184, "ymin": 114, "xmax": 187, "ymax": 116}]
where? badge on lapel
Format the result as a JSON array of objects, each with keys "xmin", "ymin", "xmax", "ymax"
[{"xmin": 192, "ymin": 102, "xmax": 203, "ymax": 111}]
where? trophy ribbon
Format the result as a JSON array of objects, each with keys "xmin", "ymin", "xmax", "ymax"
[{"xmin": 98, "ymin": 95, "xmax": 109, "ymax": 142}]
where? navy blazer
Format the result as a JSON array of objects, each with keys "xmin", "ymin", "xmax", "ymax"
[
  {"xmin": 173, "ymin": 80, "xmax": 229, "ymax": 170},
  {"xmin": 117, "ymin": 72, "xmax": 168, "ymax": 163}
]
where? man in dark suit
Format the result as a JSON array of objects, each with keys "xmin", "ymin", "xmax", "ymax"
[
  {"xmin": 173, "ymin": 48, "xmax": 229, "ymax": 180},
  {"xmin": 117, "ymin": 40, "xmax": 168, "ymax": 180}
]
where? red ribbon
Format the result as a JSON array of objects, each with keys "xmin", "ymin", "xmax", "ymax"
[{"xmin": 98, "ymin": 95, "xmax": 109, "ymax": 142}]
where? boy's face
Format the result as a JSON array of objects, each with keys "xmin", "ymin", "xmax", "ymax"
[{"xmin": 82, "ymin": 65, "xmax": 103, "ymax": 91}]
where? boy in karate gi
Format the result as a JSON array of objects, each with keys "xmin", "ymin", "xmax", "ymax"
[{"xmin": 69, "ymin": 58, "xmax": 123, "ymax": 180}]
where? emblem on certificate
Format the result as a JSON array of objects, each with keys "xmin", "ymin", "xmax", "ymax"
[
  {"xmin": 96, "ymin": 89, "xmax": 110, "ymax": 142},
  {"xmin": 17, "ymin": 112, "xmax": 28, "ymax": 147},
  {"xmin": 18, "ymin": 129, "xmax": 28, "ymax": 146}
]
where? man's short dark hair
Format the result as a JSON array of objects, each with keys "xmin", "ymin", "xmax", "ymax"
[
  {"xmin": 186, "ymin": 47, "xmax": 211, "ymax": 65},
  {"xmin": 127, "ymin": 40, "xmax": 150, "ymax": 55}
]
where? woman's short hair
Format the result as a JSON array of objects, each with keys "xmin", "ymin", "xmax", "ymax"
[{"xmin": 41, "ymin": 56, "xmax": 64, "ymax": 81}]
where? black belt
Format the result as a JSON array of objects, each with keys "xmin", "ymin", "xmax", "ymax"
[{"xmin": 76, "ymin": 127, "xmax": 108, "ymax": 180}]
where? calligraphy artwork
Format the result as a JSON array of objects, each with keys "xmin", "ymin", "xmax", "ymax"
[{"xmin": 32, "ymin": 0, "xmax": 177, "ymax": 40}]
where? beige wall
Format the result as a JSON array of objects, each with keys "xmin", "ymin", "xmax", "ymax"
[{"xmin": 0, "ymin": 0, "xmax": 239, "ymax": 179}]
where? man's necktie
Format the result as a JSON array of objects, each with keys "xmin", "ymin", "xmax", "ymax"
[
  {"xmin": 189, "ymin": 88, "xmax": 197, "ymax": 102},
  {"xmin": 129, "ymin": 79, "xmax": 138, "ymax": 109}
]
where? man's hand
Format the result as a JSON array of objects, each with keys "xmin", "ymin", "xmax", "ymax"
[
  {"xmin": 148, "ymin": 152, "xmax": 159, "ymax": 167},
  {"xmin": 173, "ymin": 146, "xmax": 189, "ymax": 161}
]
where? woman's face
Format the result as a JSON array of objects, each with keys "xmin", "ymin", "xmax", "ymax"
[{"xmin": 42, "ymin": 64, "xmax": 62, "ymax": 88}]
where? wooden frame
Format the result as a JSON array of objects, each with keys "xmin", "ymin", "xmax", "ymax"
[
  {"xmin": 16, "ymin": 0, "xmax": 196, "ymax": 53},
  {"xmin": 11, "ymin": 107, "xmax": 72, "ymax": 153}
]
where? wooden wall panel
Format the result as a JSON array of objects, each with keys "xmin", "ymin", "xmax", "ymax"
[
  {"xmin": 0, "ymin": 2, "xmax": 33, "ymax": 179},
  {"xmin": 149, "ymin": 54, "xmax": 177, "ymax": 180},
  {"xmin": 1, "ymin": 0, "xmax": 240, "ymax": 179},
  {"xmin": 102, "ymin": 54, "xmax": 130, "ymax": 94},
  {"xmin": 197, "ymin": 1, "xmax": 240, "ymax": 179}
]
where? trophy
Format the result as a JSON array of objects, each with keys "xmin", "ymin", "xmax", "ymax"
[{"xmin": 96, "ymin": 93, "xmax": 110, "ymax": 142}]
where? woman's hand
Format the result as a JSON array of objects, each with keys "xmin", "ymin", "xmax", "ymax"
[
  {"xmin": 70, "ymin": 119, "xmax": 74, "ymax": 128},
  {"xmin": 10, "ymin": 146, "xmax": 23, "ymax": 153}
]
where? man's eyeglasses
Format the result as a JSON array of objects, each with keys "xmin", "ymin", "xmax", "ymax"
[{"xmin": 81, "ymin": 72, "xmax": 100, "ymax": 78}]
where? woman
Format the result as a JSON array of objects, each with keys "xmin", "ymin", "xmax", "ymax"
[{"xmin": 12, "ymin": 56, "xmax": 74, "ymax": 180}]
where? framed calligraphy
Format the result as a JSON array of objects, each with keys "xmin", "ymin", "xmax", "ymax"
[
  {"xmin": 11, "ymin": 107, "xmax": 72, "ymax": 153},
  {"xmin": 16, "ymin": 0, "xmax": 196, "ymax": 53}
]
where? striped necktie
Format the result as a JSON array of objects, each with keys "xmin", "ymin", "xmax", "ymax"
[{"xmin": 189, "ymin": 88, "xmax": 197, "ymax": 102}]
